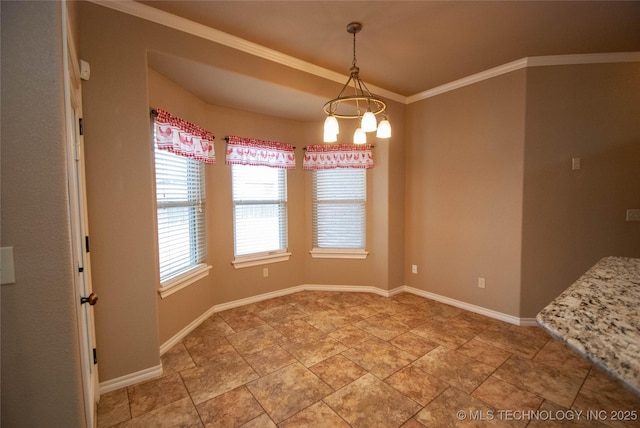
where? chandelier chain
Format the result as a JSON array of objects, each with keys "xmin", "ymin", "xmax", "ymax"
[
  {"xmin": 352, "ymin": 31, "xmax": 357, "ymax": 69},
  {"xmin": 322, "ymin": 22, "xmax": 387, "ymax": 120}
]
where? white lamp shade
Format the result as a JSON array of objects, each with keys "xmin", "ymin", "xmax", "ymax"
[
  {"xmin": 376, "ymin": 118, "xmax": 391, "ymax": 138},
  {"xmin": 361, "ymin": 111, "xmax": 377, "ymax": 132},
  {"xmin": 323, "ymin": 130, "xmax": 338, "ymax": 143},
  {"xmin": 353, "ymin": 128, "xmax": 367, "ymax": 144},
  {"xmin": 324, "ymin": 115, "xmax": 339, "ymax": 135}
]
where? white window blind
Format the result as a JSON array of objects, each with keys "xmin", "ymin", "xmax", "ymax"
[
  {"xmin": 155, "ymin": 147, "xmax": 206, "ymax": 283},
  {"xmin": 313, "ymin": 168, "xmax": 366, "ymax": 249},
  {"xmin": 232, "ymin": 164, "xmax": 288, "ymax": 257}
]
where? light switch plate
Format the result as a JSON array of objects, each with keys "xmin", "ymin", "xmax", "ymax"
[
  {"xmin": 1, "ymin": 247, "xmax": 16, "ymax": 285},
  {"xmin": 571, "ymin": 157, "xmax": 581, "ymax": 170},
  {"xmin": 626, "ymin": 209, "xmax": 640, "ymax": 222}
]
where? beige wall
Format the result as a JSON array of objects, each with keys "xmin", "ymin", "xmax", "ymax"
[
  {"xmin": 520, "ymin": 63, "xmax": 640, "ymax": 316},
  {"xmin": 79, "ymin": 2, "xmax": 404, "ymax": 382},
  {"xmin": 149, "ymin": 64, "xmax": 405, "ymax": 342},
  {"xmin": 1, "ymin": 1, "xmax": 85, "ymax": 426},
  {"xmin": 148, "ymin": 69, "xmax": 310, "ymax": 342},
  {"xmin": 2, "ymin": 0, "xmax": 637, "ymax": 409},
  {"xmin": 405, "ymin": 62, "xmax": 640, "ymax": 319},
  {"xmin": 78, "ymin": 0, "xmax": 639, "ymax": 387},
  {"xmin": 404, "ymin": 70, "xmax": 527, "ymax": 317}
]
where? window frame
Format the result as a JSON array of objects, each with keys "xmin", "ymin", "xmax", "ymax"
[
  {"xmin": 310, "ymin": 168, "xmax": 368, "ymax": 260},
  {"xmin": 231, "ymin": 164, "xmax": 291, "ymax": 268},
  {"xmin": 153, "ymin": 147, "xmax": 211, "ymax": 298}
]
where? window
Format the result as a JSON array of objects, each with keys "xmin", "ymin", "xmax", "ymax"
[
  {"xmin": 231, "ymin": 164, "xmax": 289, "ymax": 267},
  {"xmin": 312, "ymin": 168, "xmax": 367, "ymax": 258},
  {"xmin": 154, "ymin": 147, "xmax": 209, "ymax": 294}
]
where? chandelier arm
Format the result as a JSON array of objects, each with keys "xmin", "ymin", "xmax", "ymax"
[
  {"xmin": 353, "ymin": 75, "xmax": 360, "ymax": 114},
  {"xmin": 324, "ymin": 74, "xmax": 355, "ymax": 116},
  {"xmin": 358, "ymin": 77, "xmax": 375, "ymax": 99},
  {"xmin": 355, "ymin": 78, "xmax": 373, "ymax": 112},
  {"xmin": 337, "ymin": 74, "xmax": 355, "ymax": 100}
]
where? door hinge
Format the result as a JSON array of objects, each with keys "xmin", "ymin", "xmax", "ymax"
[
  {"xmin": 93, "ymin": 348, "xmax": 97, "ymax": 365},
  {"xmin": 79, "ymin": 266, "xmax": 84, "ymax": 273},
  {"xmin": 79, "ymin": 118, "xmax": 84, "ymax": 135},
  {"xmin": 85, "ymin": 235, "xmax": 90, "ymax": 253}
]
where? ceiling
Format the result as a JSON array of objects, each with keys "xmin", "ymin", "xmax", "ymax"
[{"xmin": 134, "ymin": 1, "xmax": 640, "ymax": 121}]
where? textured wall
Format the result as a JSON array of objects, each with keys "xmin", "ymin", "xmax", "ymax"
[
  {"xmin": 1, "ymin": 2, "xmax": 85, "ymax": 426},
  {"xmin": 148, "ymin": 69, "xmax": 310, "ymax": 343},
  {"xmin": 404, "ymin": 70, "xmax": 527, "ymax": 317},
  {"xmin": 405, "ymin": 62, "xmax": 640, "ymax": 319},
  {"xmin": 79, "ymin": 1, "xmax": 405, "ymax": 380},
  {"xmin": 520, "ymin": 62, "xmax": 640, "ymax": 316}
]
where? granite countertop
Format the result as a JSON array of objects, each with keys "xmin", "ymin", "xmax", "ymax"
[{"xmin": 537, "ymin": 256, "xmax": 640, "ymax": 394}]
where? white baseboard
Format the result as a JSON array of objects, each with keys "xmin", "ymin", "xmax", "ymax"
[
  {"xmin": 394, "ymin": 285, "xmax": 537, "ymax": 326},
  {"xmin": 517, "ymin": 318, "xmax": 540, "ymax": 327},
  {"xmin": 159, "ymin": 283, "xmax": 536, "ymax": 356},
  {"xmin": 159, "ymin": 305, "xmax": 219, "ymax": 355},
  {"xmin": 212, "ymin": 284, "xmax": 306, "ymax": 313},
  {"xmin": 160, "ymin": 284, "xmax": 385, "ymax": 354},
  {"xmin": 302, "ymin": 283, "xmax": 391, "ymax": 297},
  {"xmin": 159, "ymin": 285, "xmax": 308, "ymax": 355},
  {"xmin": 97, "ymin": 283, "xmax": 538, "ymax": 395},
  {"xmin": 99, "ymin": 364, "xmax": 163, "ymax": 394}
]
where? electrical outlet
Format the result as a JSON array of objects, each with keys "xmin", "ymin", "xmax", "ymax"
[
  {"xmin": 411, "ymin": 265, "xmax": 418, "ymax": 274},
  {"xmin": 263, "ymin": 267, "xmax": 269, "ymax": 278},
  {"xmin": 478, "ymin": 277, "xmax": 485, "ymax": 289}
]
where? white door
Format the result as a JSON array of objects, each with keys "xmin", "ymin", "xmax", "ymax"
[{"xmin": 64, "ymin": 6, "xmax": 99, "ymax": 427}]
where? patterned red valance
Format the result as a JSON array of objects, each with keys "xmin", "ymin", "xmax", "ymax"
[
  {"xmin": 303, "ymin": 144, "xmax": 374, "ymax": 170},
  {"xmin": 225, "ymin": 135, "xmax": 296, "ymax": 169},
  {"xmin": 153, "ymin": 108, "xmax": 216, "ymax": 164}
]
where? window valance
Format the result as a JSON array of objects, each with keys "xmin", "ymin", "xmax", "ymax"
[
  {"xmin": 153, "ymin": 108, "xmax": 216, "ymax": 164},
  {"xmin": 225, "ymin": 135, "xmax": 296, "ymax": 169},
  {"xmin": 303, "ymin": 144, "xmax": 374, "ymax": 170}
]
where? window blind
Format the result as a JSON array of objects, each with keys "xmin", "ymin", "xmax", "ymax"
[
  {"xmin": 155, "ymin": 147, "xmax": 206, "ymax": 282},
  {"xmin": 232, "ymin": 164, "xmax": 288, "ymax": 257},
  {"xmin": 313, "ymin": 168, "xmax": 366, "ymax": 249}
]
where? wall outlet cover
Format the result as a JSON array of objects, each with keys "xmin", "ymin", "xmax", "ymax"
[{"xmin": 1, "ymin": 247, "xmax": 16, "ymax": 285}]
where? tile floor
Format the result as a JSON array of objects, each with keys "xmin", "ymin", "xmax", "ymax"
[{"xmin": 97, "ymin": 291, "xmax": 640, "ymax": 427}]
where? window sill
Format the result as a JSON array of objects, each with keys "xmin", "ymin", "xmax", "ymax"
[
  {"xmin": 232, "ymin": 252, "xmax": 291, "ymax": 269},
  {"xmin": 310, "ymin": 248, "xmax": 369, "ymax": 259},
  {"xmin": 158, "ymin": 264, "xmax": 212, "ymax": 299}
]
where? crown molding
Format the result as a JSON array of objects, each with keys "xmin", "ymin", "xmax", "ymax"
[
  {"xmin": 408, "ymin": 51, "xmax": 640, "ymax": 103},
  {"xmin": 406, "ymin": 58, "xmax": 528, "ymax": 104},
  {"xmin": 88, "ymin": 1, "xmax": 639, "ymax": 106},
  {"xmin": 527, "ymin": 51, "xmax": 640, "ymax": 67}
]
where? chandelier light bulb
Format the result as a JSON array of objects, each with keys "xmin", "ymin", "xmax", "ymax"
[
  {"xmin": 353, "ymin": 128, "xmax": 367, "ymax": 145},
  {"xmin": 323, "ymin": 130, "xmax": 338, "ymax": 143},
  {"xmin": 376, "ymin": 117, "xmax": 391, "ymax": 138},
  {"xmin": 324, "ymin": 115, "xmax": 339, "ymax": 136},
  {"xmin": 361, "ymin": 111, "xmax": 378, "ymax": 132}
]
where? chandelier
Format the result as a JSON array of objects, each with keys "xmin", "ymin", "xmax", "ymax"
[{"xmin": 323, "ymin": 22, "xmax": 391, "ymax": 144}]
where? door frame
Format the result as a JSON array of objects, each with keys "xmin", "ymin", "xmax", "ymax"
[{"xmin": 62, "ymin": 3, "xmax": 100, "ymax": 426}]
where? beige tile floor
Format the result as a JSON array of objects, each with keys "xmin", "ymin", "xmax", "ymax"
[{"xmin": 97, "ymin": 291, "xmax": 640, "ymax": 427}]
